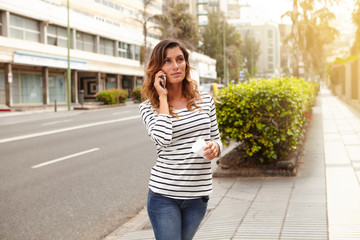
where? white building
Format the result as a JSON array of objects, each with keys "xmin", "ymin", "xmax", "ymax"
[
  {"xmin": 184, "ymin": 0, "xmax": 281, "ymax": 79},
  {"xmin": 189, "ymin": 50, "xmax": 217, "ymax": 82},
  {"xmin": 232, "ymin": 21, "xmax": 281, "ymax": 78},
  {"xmin": 0, "ymin": 0, "xmax": 216, "ymax": 108}
]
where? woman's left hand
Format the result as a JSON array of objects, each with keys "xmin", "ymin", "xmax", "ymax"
[{"xmin": 203, "ymin": 141, "xmax": 220, "ymax": 160}]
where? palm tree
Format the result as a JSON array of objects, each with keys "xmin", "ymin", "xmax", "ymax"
[
  {"xmin": 351, "ymin": 0, "xmax": 360, "ymax": 55},
  {"xmin": 282, "ymin": 0, "xmax": 339, "ymax": 80},
  {"xmin": 152, "ymin": 0, "xmax": 200, "ymax": 50},
  {"xmin": 139, "ymin": 0, "xmax": 154, "ymax": 69},
  {"xmin": 290, "ymin": 0, "xmax": 300, "ymax": 77}
]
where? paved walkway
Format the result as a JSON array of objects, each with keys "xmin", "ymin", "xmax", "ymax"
[{"xmin": 105, "ymin": 88, "xmax": 360, "ymax": 240}]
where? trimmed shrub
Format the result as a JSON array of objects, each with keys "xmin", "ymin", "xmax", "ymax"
[
  {"xmin": 131, "ymin": 87, "xmax": 142, "ymax": 102},
  {"xmin": 216, "ymin": 77, "xmax": 318, "ymax": 163},
  {"xmin": 95, "ymin": 88, "xmax": 128, "ymax": 105}
]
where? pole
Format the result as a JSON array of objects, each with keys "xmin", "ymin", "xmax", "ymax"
[
  {"xmin": 251, "ymin": 36, "xmax": 253, "ymax": 77},
  {"xmin": 223, "ymin": 17, "xmax": 227, "ymax": 85},
  {"xmin": 67, "ymin": 0, "xmax": 71, "ymax": 111}
]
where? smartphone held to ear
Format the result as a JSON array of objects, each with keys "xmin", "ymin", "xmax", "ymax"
[{"xmin": 160, "ymin": 75, "xmax": 166, "ymax": 88}]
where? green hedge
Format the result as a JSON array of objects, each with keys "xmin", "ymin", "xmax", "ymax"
[
  {"xmin": 95, "ymin": 88, "xmax": 128, "ymax": 105},
  {"xmin": 216, "ymin": 77, "xmax": 318, "ymax": 163}
]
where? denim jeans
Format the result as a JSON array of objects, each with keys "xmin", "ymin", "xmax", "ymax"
[{"xmin": 147, "ymin": 189, "xmax": 209, "ymax": 240}]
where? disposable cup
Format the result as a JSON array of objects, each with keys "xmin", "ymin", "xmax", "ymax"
[{"xmin": 192, "ymin": 139, "xmax": 206, "ymax": 156}]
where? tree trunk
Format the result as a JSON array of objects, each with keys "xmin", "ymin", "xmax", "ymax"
[{"xmin": 292, "ymin": 0, "xmax": 300, "ymax": 77}]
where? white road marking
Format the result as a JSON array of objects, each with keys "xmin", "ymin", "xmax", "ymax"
[
  {"xmin": 42, "ymin": 119, "xmax": 73, "ymax": 126},
  {"xmin": 0, "ymin": 115, "xmax": 139, "ymax": 144},
  {"xmin": 112, "ymin": 110, "xmax": 132, "ymax": 115},
  {"xmin": 31, "ymin": 148, "xmax": 100, "ymax": 169}
]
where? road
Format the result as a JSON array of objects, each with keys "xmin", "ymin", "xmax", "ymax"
[{"xmin": 0, "ymin": 102, "xmax": 156, "ymax": 240}]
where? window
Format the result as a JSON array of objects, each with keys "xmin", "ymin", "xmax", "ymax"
[
  {"xmin": 10, "ymin": 14, "xmax": 40, "ymax": 42},
  {"xmin": 47, "ymin": 25, "xmax": 67, "ymax": 48},
  {"xmin": 268, "ymin": 63, "xmax": 273, "ymax": 70},
  {"xmin": 267, "ymin": 29, "xmax": 273, "ymax": 38},
  {"xmin": 118, "ymin": 42, "xmax": 127, "ymax": 58},
  {"xmin": 100, "ymin": 38, "xmax": 115, "ymax": 56},
  {"xmin": 126, "ymin": 44, "xmax": 133, "ymax": 59},
  {"xmin": 198, "ymin": 4, "xmax": 208, "ymax": 15},
  {"xmin": 268, "ymin": 56, "xmax": 273, "ymax": 62},
  {"xmin": 118, "ymin": 41, "xmax": 140, "ymax": 60},
  {"xmin": 12, "ymin": 72, "xmax": 43, "ymax": 104},
  {"xmin": 49, "ymin": 74, "xmax": 66, "ymax": 102},
  {"xmin": 268, "ymin": 48, "xmax": 273, "ymax": 54},
  {"xmin": 134, "ymin": 45, "xmax": 140, "ymax": 60},
  {"xmin": 105, "ymin": 77, "xmax": 116, "ymax": 90},
  {"xmin": 84, "ymin": 34, "xmax": 95, "ymax": 52},
  {"xmin": 198, "ymin": 15, "xmax": 208, "ymax": 26},
  {"xmin": 76, "ymin": 31, "xmax": 95, "ymax": 52},
  {"xmin": 136, "ymin": 76, "xmax": 143, "ymax": 87}
]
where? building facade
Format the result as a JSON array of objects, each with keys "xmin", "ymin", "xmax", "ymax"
[
  {"xmin": 0, "ymin": 0, "xmax": 217, "ymax": 108},
  {"xmin": 231, "ymin": 20, "xmax": 281, "ymax": 78},
  {"xmin": 0, "ymin": 0, "xmax": 164, "ymax": 107},
  {"xmin": 188, "ymin": 0, "xmax": 281, "ymax": 80}
]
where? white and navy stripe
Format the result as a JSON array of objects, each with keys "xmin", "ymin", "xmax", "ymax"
[{"xmin": 139, "ymin": 91, "xmax": 222, "ymax": 199}]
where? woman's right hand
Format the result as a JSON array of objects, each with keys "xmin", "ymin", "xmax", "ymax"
[{"xmin": 154, "ymin": 71, "xmax": 168, "ymax": 98}]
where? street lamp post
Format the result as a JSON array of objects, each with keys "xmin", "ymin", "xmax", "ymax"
[
  {"xmin": 251, "ymin": 34, "xmax": 253, "ymax": 77},
  {"xmin": 223, "ymin": 17, "xmax": 227, "ymax": 85},
  {"xmin": 67, "ymin": 0, "xmax": 71, "ymax": 111}
]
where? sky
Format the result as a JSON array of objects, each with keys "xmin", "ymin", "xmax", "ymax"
[
  {"xmin": 237, "ymin": 0, "xmax": 356, "ymax": 34},
  {"xmin": 235, "ymin": 0, "xmax": 357, "ymax": 56},
  {"xmin": 237, "ymin": 0, "xmax": 293, "ymax": 24}
]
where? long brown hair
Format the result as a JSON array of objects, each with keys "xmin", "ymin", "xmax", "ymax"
[{"xmin": 141, "ymin": 39, "xmax": 201, "ymax": 116}]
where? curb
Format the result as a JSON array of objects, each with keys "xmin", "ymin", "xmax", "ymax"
[
  {"xmin": 73, "ymin": 103, "xmax": 127, "ymax": 110},
  {"xmin": 103, "ymin": 207, "xmax": 149, "ymax": 240},
  {"xmin": 0, "ymin": 107, "xmax": 11, "ymax": 112},
  {"xmin": 1, "ymin": 100, "xmax": 137, "ymax": 112}
]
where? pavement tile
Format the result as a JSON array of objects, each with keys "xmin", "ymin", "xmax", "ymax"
[
  {"xmin": 346, "ymin": 145, "xmax": 360, "ymax": 161},
  {"xmin": 324, "ymin": 137, "xmax": 351, "ymax": 165},
  {"xmin": 341, "ymin": 134, "xmax": 360, "ymax": 145}
]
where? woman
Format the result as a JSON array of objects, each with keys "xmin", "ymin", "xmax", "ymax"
[{"xmin": 139, "ymin": 39, "xmax": 222, "ymax": 240}]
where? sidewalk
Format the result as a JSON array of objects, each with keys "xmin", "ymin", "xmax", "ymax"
[
  {"xmin": 105, "ymin": 88, "xmax": 360, "ymax": 240},
  {"xmin": 0, "ymin": 102, "xmax": 133, "ymax": 120}
]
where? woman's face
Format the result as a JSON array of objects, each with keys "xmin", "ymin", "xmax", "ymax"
[{"xmin": 161, "ymin": 46, "xmax": 186, "ymax": 85}]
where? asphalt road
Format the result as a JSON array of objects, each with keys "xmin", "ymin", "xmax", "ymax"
[{"xmin": 0, "ymin": 103, "xmax": 156, "ymax": 240}]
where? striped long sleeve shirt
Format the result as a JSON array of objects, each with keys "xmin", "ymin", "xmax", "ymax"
[{"xmin": 139, "ymin": 91, "xmax": 222, "ymax": 199}]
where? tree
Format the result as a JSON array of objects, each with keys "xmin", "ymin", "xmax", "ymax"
[
  {"xmin": 282, "ymin": 0, "xmax": 300, "ymax": 77},
  {"xmin": 351, "ymin": 0, "xmax": 360, "ymax": 55},
  {"xmin": 139, "ymin": 0, "xmax": 155, "ymax": 69},
  {"xmin": 282, "ymin": 0, "xmax": 339, "ymax": 80},
  {"xmin": 240, "ymin": 32, "xmax": 260, "ymax": 78},
  {"xmin": 200, "ymin": 11, "xmax": 242, "ymax": 83},
  {"xmin": 305, "ymin": 7, "xmax": 338, "ymax": 78},
  {"xmin": 152, "ymin": 0, "xmax": 200, "ymax": 50}
]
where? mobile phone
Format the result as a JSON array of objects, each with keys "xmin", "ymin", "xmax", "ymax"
[{"xmin": 160, "ymin": 75, "xmax": 166, "ymax": 88}]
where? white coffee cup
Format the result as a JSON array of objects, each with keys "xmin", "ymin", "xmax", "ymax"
[{"xmin": 192, "ymin": 139, "xmax": 206, "ymax": 157}]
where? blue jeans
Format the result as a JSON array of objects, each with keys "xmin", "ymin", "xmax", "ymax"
[{"xmin": 147, "ymin": 189, "xmax": 209, "ymax": 240}]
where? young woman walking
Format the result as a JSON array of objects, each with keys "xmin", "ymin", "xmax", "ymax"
[{"xmin": 139, "ymin": 39, "xmax": 222, "ymax": 240}]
